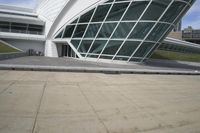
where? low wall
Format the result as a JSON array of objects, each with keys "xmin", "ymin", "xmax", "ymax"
[{"xmin": 0, "ymin": 52, "xmax": 27, "ymax": 61}]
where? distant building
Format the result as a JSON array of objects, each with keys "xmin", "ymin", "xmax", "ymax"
[
  {"xmin": 182, "ymin": 26, "xmax": 200, "ymax": 44},
  {"xmin": 168, "ymin": 31, "xmax": 182, "ymax": 40}
]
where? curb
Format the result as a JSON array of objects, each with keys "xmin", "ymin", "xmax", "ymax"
[{"xmin": 0, "ymin": 64, "xmax": 200, "ymax": 75}]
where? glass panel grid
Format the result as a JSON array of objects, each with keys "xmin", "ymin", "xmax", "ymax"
[{"xmin": 54, "ymin": 0, "xmax": 192, "ymax": 63}]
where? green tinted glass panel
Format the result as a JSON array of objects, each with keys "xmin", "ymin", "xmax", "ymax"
[
  {"xmin": 97, "ymin": 23, "xmax": 117, "ymax": 38},
  {"xmin": 174, "ymin": 5, "xmax": 190, "ymax": 24},
  {"xmin": 55, "ymin": 30, "xmax": 63, "ymax": 38},
  {"xmin": 147, "ymin": 23, "xmax": 170, "ymax": 41},
  {"xmin": 145, "ymin": 43, "xmax": 159, "ymax": 58},
  {"xmin": 102, "ymin": 40, "xmax": 122, "ymax": 55},
  {"xmin": 117, "ymin": 41, "xmax": 140, "ymax": 56},
  {"xmin": 141, "ymin": 0, "xmax": 169, "ymax": 20},
  {"xmin": 79, "ymin": 9, "xmax": 95, "ymax": 23},
  {"xmin": 123, "ymin": 1, "xmax": 149, "ymax": 20},
  {"xmin": 63, "ymin": 25, "xmax": 75, "ymax": 38},
  {"xmin": 73, "ymin": 24, "xmax": 87, "ymax": 38},
  {"xmin": 128, "ymin": 22, "xmax": 154, "ymax": 39},
  {"xmin": 78, "ymin": 40, "xmax": 93, "ymax": 53},
  {"xmin": 71, "ymin": 39, "xmax": 80, "ymax": 48},
  {"xmin": 92, "ymin": 4, "xmax": 111, "ymax": 22},
  {"xmin": 133, "ymin": 42, "xmax": 154, "ymax": 57},
  {"xmin": 84, "ymin": 24, "xmax": 101, "ymax": 38},
  {"xmin": 161, "ymin": 1, "xmax": 186, "ymax": 23},
  {"xmin": 112, "ymin": 22, "xmax": 135, "ymax": 39},
  {"xmin": 88, "ymin": 40, "xmax": 107, "ymax": 54},
  {"xmin": 106, "ymin": 2, "xmax": 129, "ymax": 21}
]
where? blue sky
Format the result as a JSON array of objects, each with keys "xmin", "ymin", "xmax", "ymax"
[
  {"xmin": 182, "ymin": 0, "xmax": 200, "ymax": 29},
  {"xmin": 0, "ymin": 0, "xmax": 199, "ymax": 29}
]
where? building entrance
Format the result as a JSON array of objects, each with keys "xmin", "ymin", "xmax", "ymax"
[{"xmin": 61, "ymin": 44, "xmax": 77, "ymax": 58}]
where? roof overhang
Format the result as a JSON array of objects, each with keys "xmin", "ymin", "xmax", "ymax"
[{"xmin": 164, "ymin": 37, "xmax": 200, "ymax": 49}]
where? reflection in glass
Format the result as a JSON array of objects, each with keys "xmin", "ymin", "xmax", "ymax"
[
  {"xmin": 79, "ymin": 9, "xmax": 95, "ymax": 23},
  {"xmin": 92, "ymin": 4, "xmax": 111, "ymax": 22},
  {"xmin": 71, "ymin": 39, "xmax": 80, "ymax": 48},
  {"xmin": 112, "ymin": 22, "xmax": 135, "ymax": 39},
  {"xmin": 84, "ymin": 24, "xmax": 101, "ymax": 38},
  {"xmin": 161, "ymin": 1, "xmax": 186, "ymax": 23},
  {"xmin": 78, "ymin": 40, "xmax": 93, "ymax": 53},
  {"xmin": 102, "ymin": 40, "xmax": 123, "ymax": 55},
  {"xmin": 97, "ymin": 23, "xmax": 117, "ymax": 38},
  {"xmin": 141, "ymin": 0, "xmax": 169, "ymax": 20},
  {"xmin": 88, "ymin": 40, "xmax": 107, "ymax": 54},
  {"xmin": 133, "ymin": 42, "xmax": 154, "ymax": 57},
  {"xmin": 123, "ymin": 1, "xmax": 149, "ymax": 20},
  {"xmin": 106, "ymin": 2, "xmax": 129, "ymax": 21},
  {"xmin": 116, "ymin": 41, "xmax": 140, "ymax": 56},
  {"xmin": 55, "ymin": 29, "xmax": 63, "ymax": 38},
  {"xmin": 63, "ymin": 25, "xmax": 75, "ymax": 38},
  {"xmin": 129, "ymin": 22, "xmax": 154, "ymax": 39},
  {"xmin": 73, "ymin": 24, "xmax": 87, "ymax": 38},
  {"xmin": 147, "ymin": 23, "xmax": 170, "ymax": 41}
]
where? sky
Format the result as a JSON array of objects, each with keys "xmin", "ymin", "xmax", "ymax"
[
  {"xmin": 182, "ymin": 0, "xmax": 200, "ymax": 29},
  {"xmin": 0, "ymin": 0, "xmax": 199, "ymax": 29}
]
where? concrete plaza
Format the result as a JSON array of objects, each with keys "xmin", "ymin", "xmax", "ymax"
[{"xmin": 0, "ymin": 70, "xmax": 200, "ymax": 133}]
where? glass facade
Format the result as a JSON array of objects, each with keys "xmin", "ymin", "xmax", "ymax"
[
  {"xmin": 55, "ymin": 0, "xmax": 194, "ymax": 62},
  {"xmin": 0, "ymin": 21, "xmax": 44, "ymax": 35}
]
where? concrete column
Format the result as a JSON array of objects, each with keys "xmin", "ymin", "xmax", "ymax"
[{"xmin": 45, "ymin": 40, "xmax": 58, "ymax": 57}]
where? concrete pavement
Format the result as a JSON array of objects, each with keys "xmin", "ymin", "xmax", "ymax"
[{"xmin": 0, "ymin": 70, "xmax": 200, "ymax": 133}]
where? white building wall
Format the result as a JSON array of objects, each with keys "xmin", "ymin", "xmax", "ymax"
[
  {"xmin": 36, "ymin": 0, "xmax": 70, "ymax": 36},
  {"xmin": 44, "ymin": 40, "xmax": 58, "ymax": 57},
  {"xmin": 36, "ymin": 0, "xmax": 71, "ymax": 57}
]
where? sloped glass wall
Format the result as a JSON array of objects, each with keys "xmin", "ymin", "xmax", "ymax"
[{"xmin": 55, "ymin": 0, "xmax": 194, "ymax": 62}]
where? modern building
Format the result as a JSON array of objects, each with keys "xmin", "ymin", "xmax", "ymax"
[
  {"xmin": 0, "ymin": 0, "xmax": 199, "ymax": 63},
  {"xmin": 182, "ymin": 26, "xmax": 200, "ymax": 44}
]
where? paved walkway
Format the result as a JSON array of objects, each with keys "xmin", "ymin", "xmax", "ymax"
[
  {"xmin": 0, "ymin": 56, "xmax": 200, "ymax": 74},
  {"xmin": 0, "ymin": 70, "xmax": 200, "ymax": 133}
]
